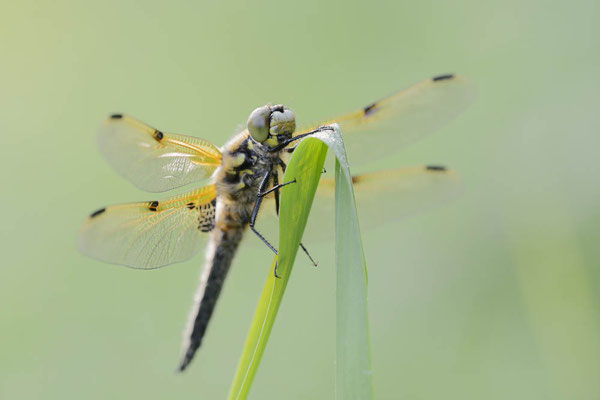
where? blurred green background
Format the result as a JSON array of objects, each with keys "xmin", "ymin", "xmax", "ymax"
[{"xmin": 2, "ymin": 0, "xmax": 599, "ymax": 399}]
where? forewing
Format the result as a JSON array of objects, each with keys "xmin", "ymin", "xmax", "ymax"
[
  {"xmin": 295, "ymin": 75, "xmax": 475, "ymax": 165},
  {"xmin": 77, "ymin": 185, "xmax": 217, "ymax": 269},
  {"xmin": 98, "ymin": 114, "xmax": 222, "ymax": 192}
]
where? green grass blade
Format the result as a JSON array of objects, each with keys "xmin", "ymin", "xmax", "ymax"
[
  {"xmin": 228, "ymin": 137, "xmax": 328, "ymax": 400},
  {"xmin": 313, "ymin": 125, "xmax": 373, "ymax": 399},
  {"xmin": 333, "ymin": 157, "xmax": 372, "ymax": 400}
]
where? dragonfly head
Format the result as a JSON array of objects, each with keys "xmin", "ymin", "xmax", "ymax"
[{"xmin": 247, "ymin": 104, "xmax": 296, "ymax": 148}]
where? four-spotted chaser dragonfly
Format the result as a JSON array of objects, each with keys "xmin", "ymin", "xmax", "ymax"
[{"xmin": 77, "ymin": 74, "xmax": 474, "ymax": 371}]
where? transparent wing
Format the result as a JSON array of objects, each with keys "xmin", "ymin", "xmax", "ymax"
[
  {"xmin": 77, "ymin": 185, "xmax": 217, "ymax": 269},
  {"xmin": 295, "ymin": 74, "xmax": 476, "ymax": 165},
  {"xmin": 252, "ymin": 165, "xmax": 461, "ymax": 246},
  {"xmin": 98, "ymin": 114, "xmax": 222, "ymax": 192},
  {"xmin": 307, "ymin": 165, "xmax": 461, "ymax": 240}
]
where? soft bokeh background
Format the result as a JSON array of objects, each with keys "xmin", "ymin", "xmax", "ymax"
[{"xmin": 2, "ymin": 0, "xmax": 599, "ymax": 399}]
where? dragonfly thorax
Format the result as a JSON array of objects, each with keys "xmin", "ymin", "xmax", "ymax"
[{"xmin": 215, "ymin": 131, "xmax": 280, "ymax": 213}]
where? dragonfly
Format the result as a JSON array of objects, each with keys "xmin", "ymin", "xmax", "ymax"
[{"xmin": 77, "ymin": 74, "xmax": 475, "ymax": 372}]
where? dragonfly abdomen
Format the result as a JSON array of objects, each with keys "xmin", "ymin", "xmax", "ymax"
[{"xmin": 178, "ymin": 221, "xmax": 244, "ymax": 371}]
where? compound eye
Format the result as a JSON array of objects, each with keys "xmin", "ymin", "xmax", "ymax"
[{"xmin": 247, "ymin": 105, "xmax": 271, "ymax": 143}]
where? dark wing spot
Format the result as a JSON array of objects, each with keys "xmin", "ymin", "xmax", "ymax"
[
  {"xmin": 186, "ymin": 202, "xmax": 195, "ymax": 210},
  {"xmin": 90, "ymin": 208, "xmax": 106, "ymax": 218},
  {"xmin": 426, "ymin": 165, "xmax": 447, "ymax": 171},
  {"xmin": 432, "ymin": 74, "xmax": 454, "ymax": 82},
  {"xmin": 363, "ymin": 102, "xmax": 377, "ymax": 116},
  {"xmin": 149, "ymin": 201, "xmax": 159, "ymax": 211},
  {"xmin": 110, "ymin": 113, "xmax": 123, "ymax": 119},
  {"xmin": 153, "ymin": 130, "xmax": 164, "ymax": 141}
]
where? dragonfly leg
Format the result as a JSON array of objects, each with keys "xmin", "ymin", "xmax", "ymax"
[
  {"xmin": 272, "ymin": 168, "xmax": 281, "ymax": 214},
  {"xmin": 249, "ymin": 220, "xmax": 278, "ymax": 255},
  {"xmin": 272, "ymin": 172, "xmax": 318, "ymax": 268},
  {"xmin": 269, "ymin": 125, "xmax": 334, "ymax": 153},
  {"xmin": 250, "ymin": 163, "xmax": 274, "ymax": 227},
  {"xmin": 275, "ymin": 158, "xmax": 287, "ymax": 171},
  {"xmin": 299, "ymin": 243, "xmax": 318, "ymax": 267},
  {"xmin": 258, "ymin": 178, "xmax": 296, "ymax": 197},
  {"xmin": 249, "ymin": 197, "xmax": 280, "ymax": 278},
  {"xmin": 250, "ymin": 165, "xmax": 281, "ymax": 278},
  {"xmin": 257, "ymin": 156, "xmax": 296, "ymax": 197}
]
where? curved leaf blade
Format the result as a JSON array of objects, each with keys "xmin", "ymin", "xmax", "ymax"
[{"xmin": 228, "ymin": 137, "xmax": 328, "ymax": 399}]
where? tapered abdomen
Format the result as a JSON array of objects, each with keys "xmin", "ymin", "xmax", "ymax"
[{"xmin": 178, "ymin": 224, "xmax": 244, "ymax": 371}]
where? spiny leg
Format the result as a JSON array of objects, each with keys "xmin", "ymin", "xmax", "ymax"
[
  {"xmin": 299, "ymin": 243, "xmax": 318, "ymax": 267},
  {"xmin": 258, "ymin": 178, "xmax": 296, "ymax": 197},
  {"xmin": 250, "ymin": 165, "xmax": 298, "ymax": 278},
  {"xmin": 250, "ymin": 161, "xmax": 319, "ymax": 278},
  {"xmin": 272, "ymin": 167, "xmax": 318, "ymax": 271},
  {"xmin": 249, "ymin": 165, "xmax": 278, "ymax": 257},
  {"xmin": 268, "ymin": 126, "xmax": 334, "ymax": 153}
]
